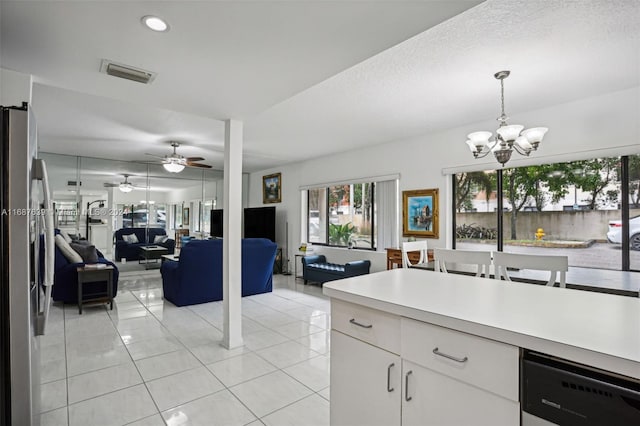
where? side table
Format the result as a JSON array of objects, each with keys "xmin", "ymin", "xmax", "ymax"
[
  {"xmin": 294, "ymin": 253, "xmax": 307, "ymax": 279},
  {"xmin": 76, "ymin": 265, "xmax": 114, "ymax": 314}
]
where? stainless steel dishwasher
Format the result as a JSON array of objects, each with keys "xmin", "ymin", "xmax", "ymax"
[{"xmin": 521, "ymin": 350, "xmax": 640, "ymax": 425}]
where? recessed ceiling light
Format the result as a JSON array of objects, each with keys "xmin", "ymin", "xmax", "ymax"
[{"xmin": 141, "ymin": 15, "xmax": 169, "ymax": 32}]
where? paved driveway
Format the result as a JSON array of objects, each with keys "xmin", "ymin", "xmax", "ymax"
[{"xmin": 456, "ymin": 241, "xmax": 640, "ymax": 271}]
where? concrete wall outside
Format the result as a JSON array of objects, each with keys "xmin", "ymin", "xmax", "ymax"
[{"xmin": 456, "ymin": 208, "xmax": 640, "ymax": 241}]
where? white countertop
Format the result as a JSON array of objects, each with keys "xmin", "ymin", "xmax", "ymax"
[{"xmin": 323, "ymin": 269, "xmax": 640, "ymax": 379}]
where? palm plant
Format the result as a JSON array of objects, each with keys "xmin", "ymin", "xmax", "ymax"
[{"xmin": 329, "ymin": 222, "xmax": 356, "ymax": 246}]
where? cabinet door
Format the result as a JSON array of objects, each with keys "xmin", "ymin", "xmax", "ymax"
[
  {"xmin": 402, "ymin": 360, "xmax": 519, "ymax": 426},
  {"xmin": 331, "ymin": 330, "xmax": 401, "ymax": 426}
]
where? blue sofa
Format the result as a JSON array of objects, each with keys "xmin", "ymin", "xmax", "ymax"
[
  {"xmin": 114, "ymin": 227, "xmax": 175, "ymax": 261},
  {"xmin": 42, "ymin": 230, "xmax": 120, "ymax": 303},
  {"xmin": 302, "ymin": 254, "xmax": 371, "ymax": 284},
  {"xmin": 160, "ymin": 238, "xmax": 277, "ymax": 307}
]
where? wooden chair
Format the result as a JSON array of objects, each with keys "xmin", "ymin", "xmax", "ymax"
[
  {"xmin": 433, "ymin": 248, "xmax": 492, "ymax": 278},
  {"xmin": 401, "ymin": 240, "xmax": 428, "ymax": 268},
  {"xmin": 492, "ymin": 252, "xmax": 568, "ymax": 287}
]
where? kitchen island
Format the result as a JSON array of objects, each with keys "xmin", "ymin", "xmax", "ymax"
[{"xmin": 323, "ymin": 268, "xmax": 639, "ymax": 425}]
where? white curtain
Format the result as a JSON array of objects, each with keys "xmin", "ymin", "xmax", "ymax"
[{"xmin": 376, "ymin": 179, "xmax": 399, "ymax": 251}]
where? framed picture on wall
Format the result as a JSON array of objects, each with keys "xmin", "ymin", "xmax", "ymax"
[
  {"xmin": 402, "ymin": 188, "xmax": 439, "ymax": 238},
  {"xmin": 263, "ymin": 172, "xmax": 281, "ymax": 204},
  {"xmin": 183, "ymin": 207, "xmax": 190, "ymax": 226}
]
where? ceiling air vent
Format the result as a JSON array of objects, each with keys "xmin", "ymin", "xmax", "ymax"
[
  {"xmin": 100, "ymin": 59, "xmax": 156, "ymax": 84},
  {"xmin": 67, "ymin": 180, "xmax": 81, "ymax": 187}
]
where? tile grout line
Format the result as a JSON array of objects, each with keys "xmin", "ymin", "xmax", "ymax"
[{"xmin": 50, "ymin": 274, "xmax": 330, "ymax": 425}]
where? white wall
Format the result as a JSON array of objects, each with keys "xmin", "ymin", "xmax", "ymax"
[
  {"xmin": 248, "ymin": 87, "xmax": 640, "ymax": 272},
  {"xmin": 1, "ymin": 68, "xmax": 32, "ymax": 106}
]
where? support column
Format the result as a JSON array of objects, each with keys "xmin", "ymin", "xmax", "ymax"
[{"xmin": 222, "ymin": 119, "xmax": 243, "ymax": 349}]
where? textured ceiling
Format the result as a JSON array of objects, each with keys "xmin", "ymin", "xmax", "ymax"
[{"xmin": 2, "ymin": 0, "xmax": 639, "ymax": 172}]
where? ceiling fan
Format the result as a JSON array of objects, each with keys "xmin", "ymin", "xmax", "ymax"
[
  {"xmin": 103, "ymin": 174, "xmax": 142, "ymax": 193},
  {"xmin": 146, "ymin": 141, "xmax": 211, "ymax": 173}
]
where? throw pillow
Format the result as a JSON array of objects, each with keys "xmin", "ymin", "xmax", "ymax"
[
  {"xmin": 123, "ymin": 233, "xmax": 139, "ymax": 244},
  {"xmin": 59, "ymin": 229, "xmax": 73, "ymax": 243},
  {"xmin": 70, "ymin": 242, "xmax": 99, "ymax": 264},
  {"xmin": 55, "ymin": 234, "xmax": 83, "ymax": 264},
  {"xmin": 154, "ymin": 235, "xmax": 169, "ymax": 244}
]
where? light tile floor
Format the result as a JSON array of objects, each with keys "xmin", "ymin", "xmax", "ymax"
[{"xmin": 39, "ymin": 271, "xmax": 331, "ymax": 426}]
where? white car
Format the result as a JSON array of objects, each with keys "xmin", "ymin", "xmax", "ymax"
[{"xmin": 607, "ymin": 215, "xmax": 640, "ymax": 250}]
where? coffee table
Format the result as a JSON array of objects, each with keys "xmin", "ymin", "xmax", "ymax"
[
  {"xmin": 139, "ymin": 245, "xmax": 169, "ymax": 269},
  {"xmin": 161, "ymin": 253, "xmax": 179, "ymax": 263}
]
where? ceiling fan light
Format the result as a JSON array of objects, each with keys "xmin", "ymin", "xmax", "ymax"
[
  {"xmin": 496, "ymin": 124, "xmax": 524, "ymax": 142},
  {"xmin": 163, "ymin": 162, "xmax": 185, "ymax": 173},
  {"xmin": 119, "ymin": 182, "xmax": 133, "ymax": 193}
]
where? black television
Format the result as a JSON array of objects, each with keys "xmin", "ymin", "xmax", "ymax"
[
  {"xmin": 210, "ymin": 209, "xmax": 224, "ymax": 238},
  {"xmin": 244, "ymin": 206, "xmax": 276, "ymax": 242}
]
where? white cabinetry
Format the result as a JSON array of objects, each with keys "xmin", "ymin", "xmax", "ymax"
[
  {"xmin": 402, "ymin": 360, "xmax": 518, "ymax": 426},
  {"xmin": 330, "ymin": 330, "xmax": 401, "ymax": 426},
  {"xmin": 330, "ymin": 301, "xmax": 520, "ymax": 426}
]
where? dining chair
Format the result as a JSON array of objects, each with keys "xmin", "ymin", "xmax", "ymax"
[
  {"xmin": 401, "ymin": 240, "xmax": 428, "ymax": 268},
  {"xmin": 433, "ymin": 248, "xmax": 492, "ymax": 277},
  {"xmin": 492, "ymin": 252, "xmax": 569, "ymax": 287}
]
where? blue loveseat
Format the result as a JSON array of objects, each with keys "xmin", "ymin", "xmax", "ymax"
[
  {"xmin": 160, "ymin": 238, "xmax": 277, "ymax": 307},
  {"xmin": 42, "ymin": 230, "xmax": 120, "ymax": 303},
  {"xmin": 302, "ymin": 254, "xmax": 371, "ymax": 284},
  {"xmin": 114, "ymin": 227, "xmax": 175, "ymax": 261}
]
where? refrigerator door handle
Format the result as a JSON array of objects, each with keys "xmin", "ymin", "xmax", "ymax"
[{"xmin": 34, "ymin": 158, "xmax": 54, "ymax": 335}]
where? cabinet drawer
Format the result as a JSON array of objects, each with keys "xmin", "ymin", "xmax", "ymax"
[
  {"xmin": 332, "ymin": 299, "xmax": 400, "ymax": 354},
  {"xmin": 401, "ymin": 318, "xmax": 519, "ymax": 401}
]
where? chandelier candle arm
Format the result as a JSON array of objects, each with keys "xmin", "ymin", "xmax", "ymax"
[{"xmin": 465, "ymin": 70, "xmax": 547, "ymax": 166}]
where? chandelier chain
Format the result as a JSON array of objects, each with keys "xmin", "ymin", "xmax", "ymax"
[{"xmin": 500, "ymin": 78, "xmax": 505, "ymax": 118}]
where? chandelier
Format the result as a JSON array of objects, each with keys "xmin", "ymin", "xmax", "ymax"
[{"xmin": 466, "ymin": 70, "xmax": 548, "ymax": 166}]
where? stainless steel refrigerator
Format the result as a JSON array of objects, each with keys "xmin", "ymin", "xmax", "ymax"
[{"xmin": 1, "ymin": 104, "xmax": 55, "ymax": 426}]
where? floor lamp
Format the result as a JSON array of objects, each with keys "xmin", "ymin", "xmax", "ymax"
[{"xmin": 85, "ymin": 199, "xmax": 105, "ymax": 240}]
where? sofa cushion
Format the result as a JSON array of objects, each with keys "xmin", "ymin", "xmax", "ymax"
[
  {"xmin": 55, "ymin": 234, "xmax": 83, "ymax": 263},
  {"xmin": 123, "ymin": 233, "xmax": 139, "ymax": 244},
  {"xmin": 307, "ymin": 262, "xmax": 346, "ymax": 275},
  {"xmin": 154, "ymin": 234, "xmax": 169, "ymax": 244},
  {"xmin": 70, "ymin": 242, "xmax": 99, "ymax": 263}
]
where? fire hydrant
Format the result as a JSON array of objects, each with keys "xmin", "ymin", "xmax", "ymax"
[{"xmin": 535, "ymin": 228, "xmax": 545, "ymax": 240}]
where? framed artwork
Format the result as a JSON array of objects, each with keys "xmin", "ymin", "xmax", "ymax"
[
  {"xmin": 183, "ymin": 207, "xmax": 190, "ymax": 226},
  {"xmin": 263, "ymin": 172, "xmax": 282, "ymax": 204},
  {"xmin": 402, "ymin": 188, "xmax": 439, "ymax": 238}
]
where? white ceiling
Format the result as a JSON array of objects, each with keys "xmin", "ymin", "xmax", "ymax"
[{"xmin": 2, "ymin": 0, "xmax": 639, "ymax": 172}]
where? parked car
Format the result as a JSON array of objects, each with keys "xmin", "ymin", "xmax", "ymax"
[{"xmin": 607, "ymin": 215, "xmax": 640, "ymax": 250}]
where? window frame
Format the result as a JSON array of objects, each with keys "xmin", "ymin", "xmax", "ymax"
[
  {"xmin": 452, "ymin": 154, "xmax": 638, "ymax": 272},
  {"xmin": 305, "ymin": 182, "xmax": 377, "ymax": 250}
]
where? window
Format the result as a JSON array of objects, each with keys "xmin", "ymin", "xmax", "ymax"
[
  {"xmin": 306, "ymin": 182, "xmax": 376, "ymax": 249},
  {"xmin": 454, "ymin": 155, "xmax": 639, "ymax": 272}
]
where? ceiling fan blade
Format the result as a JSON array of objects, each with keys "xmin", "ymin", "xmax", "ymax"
[
  {"xmin": 103, "ymin": 183, "xmax": 119, "ymax": 187},
  {"xmin": 185, "ymin": 157, "xmax": 205, "ymax": 162},
  {"xmin": 186, "ymin": 162, "xmax": 212, "ymax": 169}
]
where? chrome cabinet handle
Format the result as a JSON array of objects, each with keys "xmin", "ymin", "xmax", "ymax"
[
  {"xmin": 349, "ymin": 318, "xmax": 373, "ymax": 329},
  {"xmin": 432, "ymin": 347, "xmax": 468, "ymax": 363},
  {"xmin": 405, "ymin": 370, "xmax": 413, "ymax": 401},
  {"xmin": 387, "ymin": 363, "xmax": 395, "ymax": 392}
]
